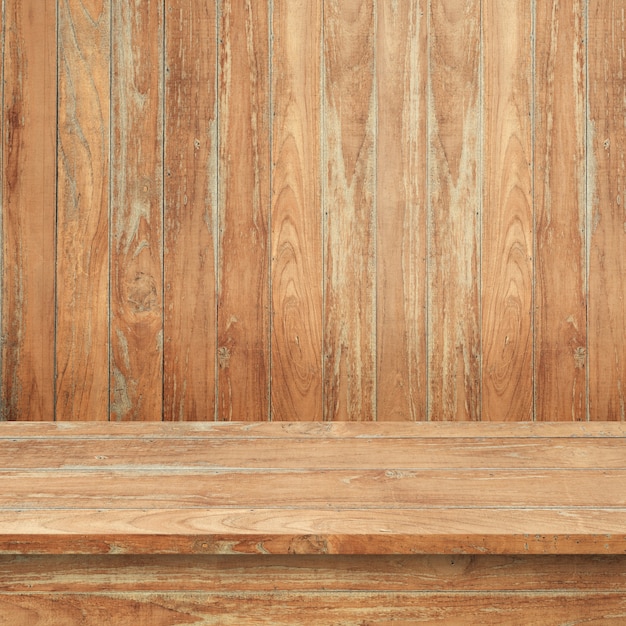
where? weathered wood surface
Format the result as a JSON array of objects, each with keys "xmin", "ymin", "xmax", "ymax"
[
  {"xmin": 376, "ymin": 0, "xmax": 427, "ymax": 421},
  {"xmin": 271, "ymin": 0, "xmax": 323, "ymax": 421},
  {"xmin": 2, "ymin": 555, "xmax": 626, "ymax": 623},
  {"xmin": 0, "ymin": 423, "xmax": 624, "ymax": 556},
  {"xmin": 1, "ymin": 1, "xmax": 626, "ymax": 421},
  {"xmin": 2, "ymin": 421, "xmax": 625, "ymax": 438},
  {"xmin": 535, "ymin": 0, "xmax": 588, "ymax": 422},
  {"xmin": 56, "ymin": 0, "xmax": 110, "ymax": 422},
  {"xmin": 428, "ymin": 0, "xmax": 481, "ymax": 421},
  {"xmin": 217, "ymin": 0, "xmax": 270, "ymax": 421},
  {"xmin": 110, "ymin": 1, "xmax": 164, "ymax": 421},
  {"xmin": 163, "ymin": 0, "xmax": 217, "ymax": 421},
  {"xmin": 588, "ymin": 0, "xmax": 626, "ymax": 421},
  {"xmin": 323, "ymin": 0, "xmax": 377, "ymax": 421},
  {"xmin": 1, "ymin": 591, "xmax": 626, "ymax": 625},
  {"xmin": 3, "ymin": 554, "xmax": 626, "ymax": 592},
  {"xmin": 481, "ymin": 0, "xmax": 533, "ymax": 421},
  {"xmin": 1, "ymin": 0, "xmax": 56, "ymax": 421}
]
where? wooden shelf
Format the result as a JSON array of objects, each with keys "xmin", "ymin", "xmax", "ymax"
[{"xmin": 1, "ymin": 422, "xmax": 624, "ymax": 556}]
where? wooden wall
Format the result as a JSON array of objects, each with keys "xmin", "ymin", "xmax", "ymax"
[{"xmin": 0, "ymin": 0, "xmax": 624, "ymax": 422}]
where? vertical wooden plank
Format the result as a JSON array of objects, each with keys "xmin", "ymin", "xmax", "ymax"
[
  {"xmin": 481, "ymin": 1, "xmax": 533, "ymax": 421},
  {"xmin": 218, "ymin": 0, "xmax": 270, "ymax": 421},
  {"xmin": 376, "ymin": 0, "xmax": 427, "ymax": 421},
  {"xmin": 271, "ymin": 0, "xmax": 323, "ymax": 420},
  {"xmin": 323, "ymin": 0, "xmax": 376, "ymax": 422},
  {"xmin": 1, "ymin": 0, "xmax": 56, "ymax": 421},
  {"xmin": 588, "ymin": 0, "xmax": 626, "ymax": 421},
  {"xmin": 56, "ymin": 0, "xmax": 110, "ymax": 421},
  {"xmin": 428, "ymin": 0, "xmax": 481, "ymax": 421},
  {"xmin": 535, "ymin": 0, "xmax": 587, "ymax": 421},
  {"xmin": 163, "ymin": 0, "xmax": 217, "ymax": 421},
  {"xmin": 111, "ymin": 2, "xmax": 164, "ymax": 421}
]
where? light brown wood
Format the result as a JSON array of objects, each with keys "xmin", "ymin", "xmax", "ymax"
[
  {"xmin": 110, "ymin": 1, "xmax": 164, "ymax": 421},
  {"xmin": 163, "ymin": 0, "xmax": 217, "ymax": 421},
  {"xmin": 217, "ymin": 0, "xmax": 270, "ymax": 421},
  {"xmin": 1, "ymin": 423, "xmax": 624, "ymax": 556},
  {"xmin": 1, "ymin": 1, "xmax": 626, "ymax": 423},
  {"xmin": 56, "ymin": 0, "xmax": 110, "ymax": 421},
  {"xmin": 1, "ymin": 591, "xmax": 626, "ymax": 625},
  {"xmin": 2, "ymin": 437, "xmax": 626, "ymax": 470},
  {"xmin": 3, "ymin": 554, "xmax": 625, "ymax": 592},
  {"xmin": 2, "ymin": 421, "xmax": 625, "ymax": 438},
  {"xmin": 428, "ymin": 0, "xmax": 481, "ymax": 421},
  {"xmin": 3, "ymin": 508, "xmax": 626, "ymax": 556},
  {"xmin": 376, "ymin": 0, "xmax": 427, "ymax": 421},
  {"xmin": 4, "ymin": 469, "xmax": 625, "ymax": 510},
  {"xmin": 588, "ymin": 0, "xmax": 626, "ymax": 421},
  {"xmin": 323, "ymin": 0, "xmax": 377, "ymax": 421},
  {"xmin": 481, "ymin": 0, "xmax": 533, "ymax": 421},
  {"xmin": 271, "ymin": 0, "xmax": 323, "ymax": 421},
  {"xmin": 535, "ymin": 0, "xmax": 587, "ymax": 421},
  {"xmin": 1, "ymin": 0, "xmax": 56, "ymax": 421}
]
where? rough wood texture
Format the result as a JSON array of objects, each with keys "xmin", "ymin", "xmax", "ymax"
[
  {"xmin": 2, "ymin": 420, "xmax": 624, "ymax": 438},
  {"xmin": 2, "ymin": 1, "xmax": 626, "ymax": 422},
  {"xmin": 481, "ymin": 0, "xmax": 534, "ymax": 421},
  {"xmin": 3, "ymin": 554, "xmax": 625, "ymax": 592},
  {"xmin": 110, "ymin": 1, "xmax": 164, "ymax": 421},
  {"xmin": 1, "ymin": 591, "xmax": 626, "ymax": 625},
  {"xmin": 1, "ymin": 0, "xmax": 56, "ymax": 421},
  {"xmin": 323, "ymin": 0, "xmax": 377, "ymax": 421},
  {"xmin": 535, "ymin": 0, "xmax": 587, "ymax": 421},
  {"xmin": 56, "ymin": 0, "xmax": 110, "ymax": 421},
  {"xmin": 588, "ymin": 0, "xmax": 626, "ymax": 421},
  {"xmin": 217, "ymin": 0, "xmax": 270, "ymax": 422},
  {"xmin": 270, "ymin": 0, "xmax": 323, "ymax": 421},
  {"xmin": 376, "ymin": 0, "xmax": 427, "ymax": 421},
  {"xmin": 163, "ymin": 0, "xmax": 217, "ymax": 421},
  {"xmin": 1, "ymin": 423, "xmax": 624, "ymax": 556},
  {"xmin": 428, "ymin": 0, "xmax": 481, "ymax": 421}
]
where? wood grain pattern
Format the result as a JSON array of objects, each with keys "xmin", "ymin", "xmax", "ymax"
[
  {"xmin": 376, "ymin": 0, "xmax": 427, "ymax": 421},
  {"xmin": 163, "ymin": 0, "xmax": 217, "ymax": 421},
  {"xmin": 3, "ymin": 436, "xmax": 626, "ymax": 470},
  {"xmin": 535, "ymin": 0, "xmax": 587, "ymax": 421},
  {"xmin": 481, "ymin": 1, "xmax": 534, "ymax": 421},
  {"xmin": 588, "ymin": 0, "xmax": 626, "ymax": 421},
  {"xmin": 2, "ymin": 1, "xmax": 626, "ymax": 422},
  {"xmin": 270, "ymin": 0, "xmax": 323, "ymax": 421},
  {"xmin": 1, "ymin": 0, "xmax": 56, "ymax": 421},
  {"xmin": 323, "ymin": 0, "xmax": 376, "ymax": 421},
  {"xmin": 1, "ymin": 423, "xmax": 625, "ymax": 556},
  {"xmin": 4, "ymin": 469, "xmax": 625, "ymax": 510},
  {"xmin": 217, "ymin": 0, "xmax": 270, "ymax": 421},
  {"xmin": 1, "ymin": 591, "xmax": 626, "ymax": 625},
  {"xmin": 110, "ymin": 1, "xmax": 164, "ymax": 421},
  {"xmin": 56, "ymin": 0, "xmax": 110, "ymax": 421},
  {"xmin": 3, "ymin": 508, "xmax": 626, "ymax": 555},
  {"xmin": 428, "ymin": 0, "xmax": 481, "ymax": 421},
  {"xmin": 2, "ymin": 420, "xmax": 625, "ymax": 438},
  {"xmin": 3, "ymin": 554, "xmax": 625, "ymax": 592}
]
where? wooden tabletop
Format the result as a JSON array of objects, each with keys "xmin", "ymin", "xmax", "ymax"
[{"xmin": 1, "ymin": 422, "xmax": 625, "ymax": 555}]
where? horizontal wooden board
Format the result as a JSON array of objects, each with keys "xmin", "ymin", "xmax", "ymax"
[
  {"xmin": 2, "ymin": 554, "xmax": 625, "ymax": 592},
  {"xmin": 1, "ymin": 423, "xmax": 624, "ymax": 555},
  {"xmin": 1, "ymin": 422, "xmax": 625, "ymax": 439},
  {"xmin": 1, "ymin": 438, "xmax": 624, "ymax": 470},
  {"xmin": 1, "ymin": 591, "xmax": 626, "ymax": 625},
  {"xmin": 1, "ymin": 508, "xmax": 625, "ymax": 555},
  {"xmin": 2, "ymin": 469, "xmax": 625, "ymax": 509}
]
